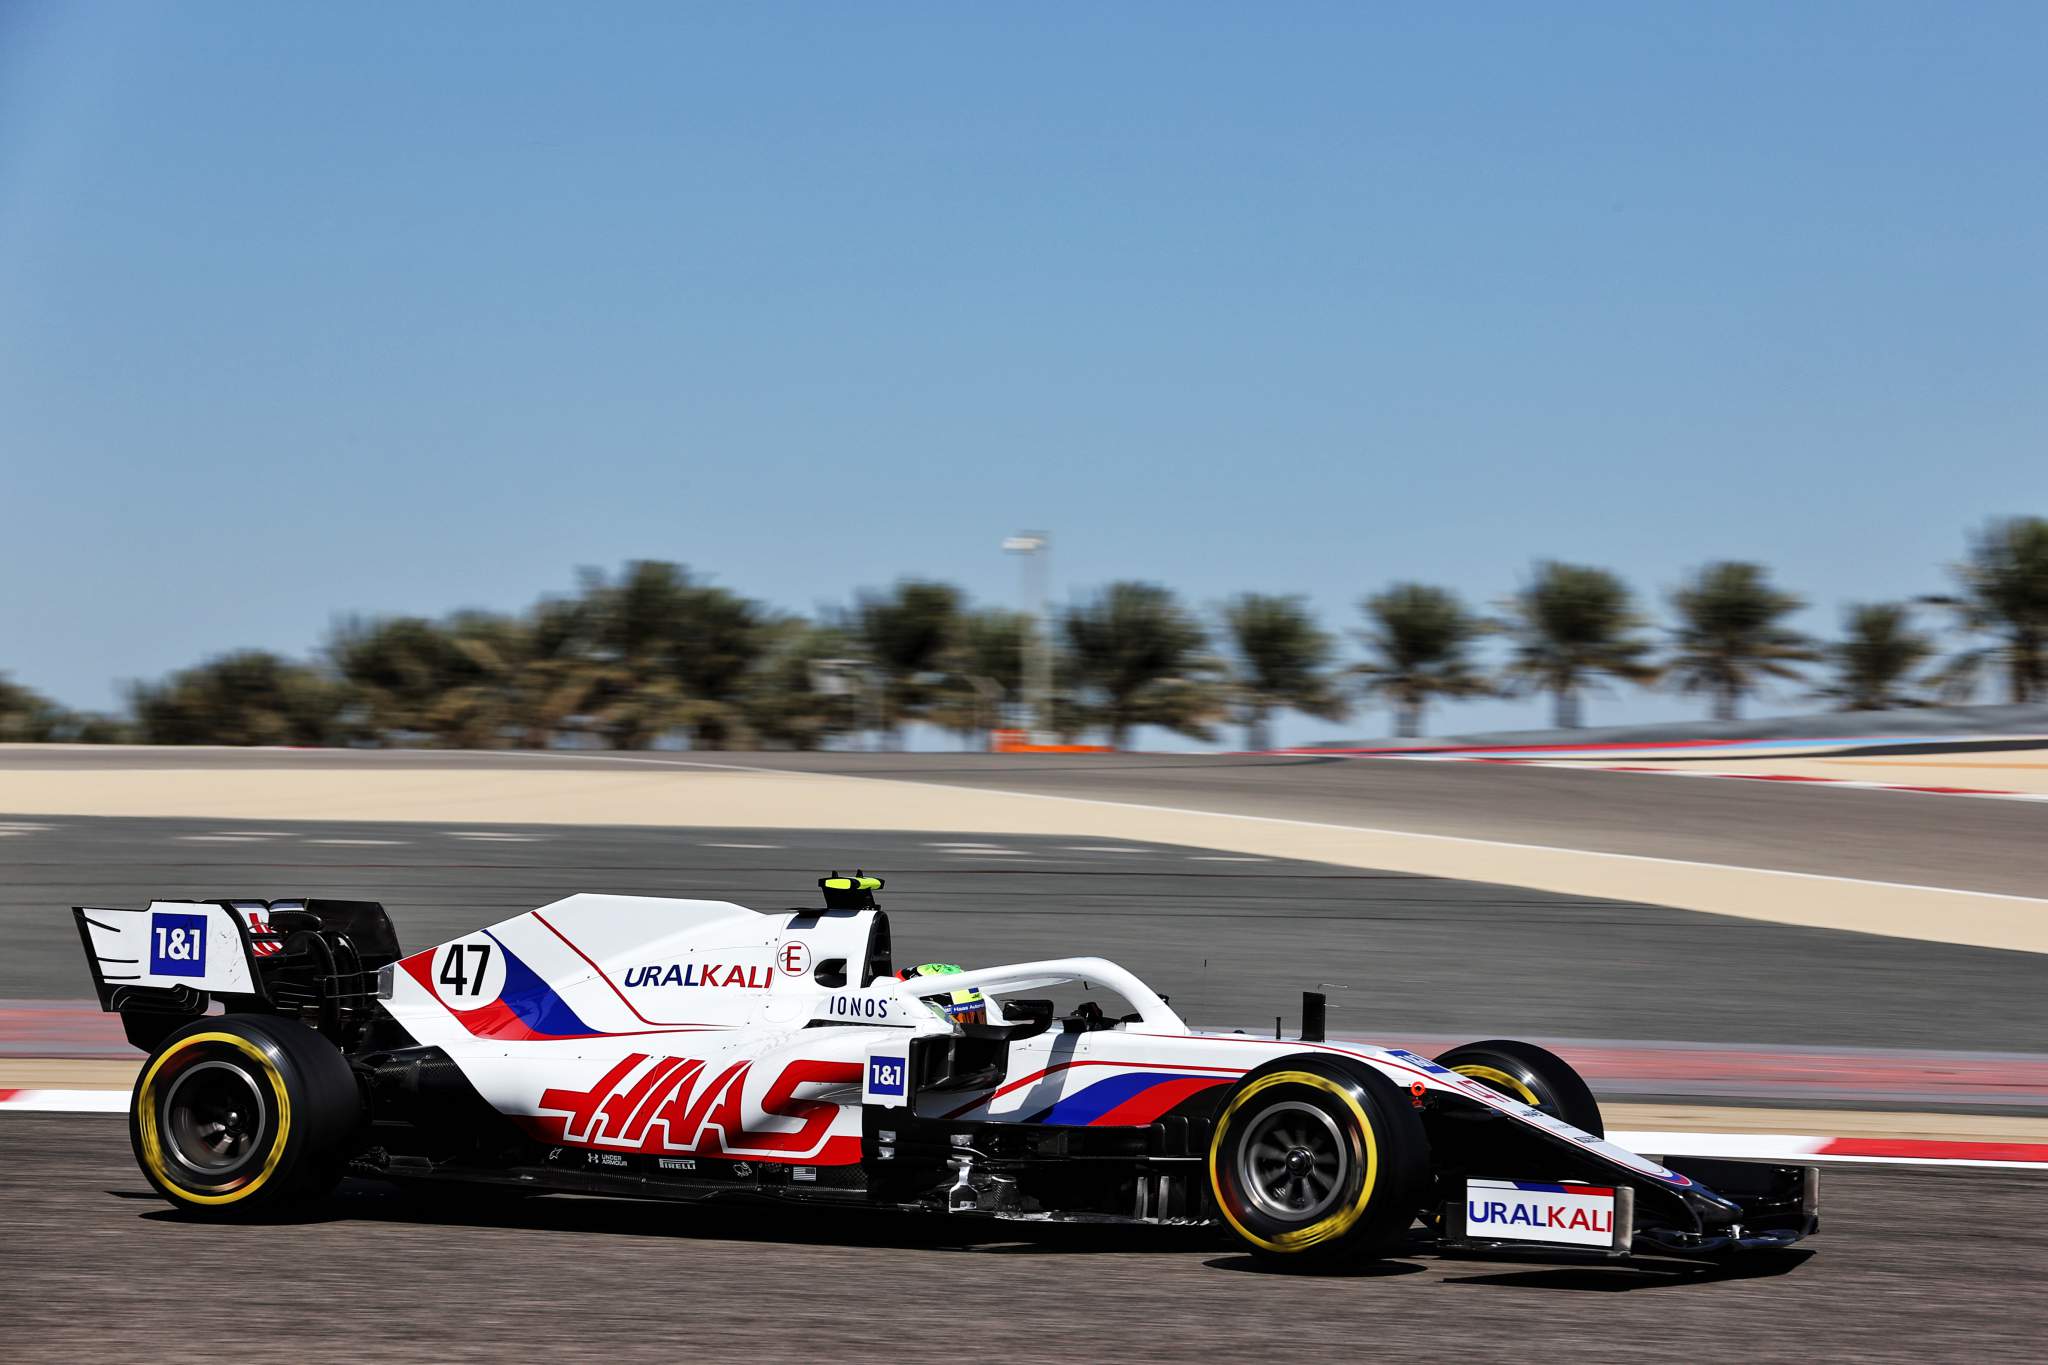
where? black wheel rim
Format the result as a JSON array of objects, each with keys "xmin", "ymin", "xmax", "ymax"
[
  {"xmin": 162, "ymin": 1059, "xmax": 267, "ymax": 1176},
  {"xmin": 1235, "ymin": 1099, "xmax": 1350, "ymax": 1222}
]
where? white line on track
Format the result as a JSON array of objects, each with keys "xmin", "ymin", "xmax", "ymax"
[
  {"xmin": 177, "ymin": 835, "xmax": 268, "ymax": 842},
  {"xmin": 307, "ymin": 838, "xmax": 408, "ymax": 846},
  {"xmin": 0, "ymin": 1094, "xmax": 2037, "ymax": 1170},
  {"xmin": 448, "ymin": 832, "xmax": 542, "ymax": 842},
  {"xmin": 1061, "ymin": 846, "xmax": 1149, "ymax": 854},
  {"xmin": 0, "ymin": 1091, "xmax": 126, "ymax": 1113},
  {"xmin": 700, "ymin": 842, "xmax": 782, "ymax": 849},
  {"xmin": 1378, "ymin": 754, "xmax": 2048, "ymax": 804},
  {"xmin": 1608, "ymin": 1130, "xmax": 2048, "ymax": 1172},
  {"xmin": 439, "ymin": 750, "xmax": 2048, "ymax": 920}
]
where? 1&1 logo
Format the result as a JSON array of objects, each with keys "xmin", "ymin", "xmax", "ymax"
[
  {"xmin": 868, "ymin": 1056, "xmax": 906, "ymax": 1097},
  {"xmin": 149, "ymin": 912, "xmax": 209, "ymax": 978}
]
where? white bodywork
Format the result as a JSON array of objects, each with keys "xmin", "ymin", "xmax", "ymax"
[
  {"xmin": 78, "ymin": 901, "xmax": 273, "ymax": 996},
  {"xmin": 377, "ymin": 893, "xmax": 1696, "ymax": 1190}
]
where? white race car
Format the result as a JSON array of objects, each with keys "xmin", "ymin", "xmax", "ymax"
[{"xmin": 75, "ymin": 874, "xmax": 1817, "ymax": 1263}]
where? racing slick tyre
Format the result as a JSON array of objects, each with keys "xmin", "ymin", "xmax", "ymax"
[
  {"xmin": 130, "ymin": 1014, "xmax": 361, "ymax": 1217},
  {"xmin": 1207, "ymin": 1055, "xmax": 1428, "ymax": 1264},
  {"xmin": 1433, "ymin": 1039, "xmax": 1603, "ymax": 1137}
]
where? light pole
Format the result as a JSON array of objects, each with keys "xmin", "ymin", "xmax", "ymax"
[{"xmin": 1002, "ymin": 532, "xmax": 1052, "ymax": 743}]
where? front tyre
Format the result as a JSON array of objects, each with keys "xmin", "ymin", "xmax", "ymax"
[
  {"xmin": 1207, "ymin": 1055, "xmax": 1427, "ymax": 1263},
  {"xmin": 1434, "ymin": 1038, "xmax": 1603, "ymax": 1137},
  {"xmin": 130, "ymin": 1014, "xmax": 361, "ymax": 1216}
]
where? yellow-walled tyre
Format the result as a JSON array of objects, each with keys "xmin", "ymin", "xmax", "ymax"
[
  {"xmin": 1434, "ymin": 1039, "xmax": 1603, "ymax": 1137},
  {"xmin": 1208, "ymin": 1055, "xmax": 1427, "ymax": 1263},
  {"xmin": 129, "ymin": 1014, "xmax": 361, "ymax": 1217}
]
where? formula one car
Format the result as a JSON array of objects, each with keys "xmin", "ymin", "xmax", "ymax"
[{"xmin": 73, "ymin": 875, "xmax": 1817, "ymax": 1262}]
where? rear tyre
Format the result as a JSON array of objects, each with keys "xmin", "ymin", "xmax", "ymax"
[
  {"xmin": 130, "ymin": 1014, "xmax": 361, "ymax": 1217},
  {"xmin": 1433, "ymin": 1039, "xmax": 1603, "ymax": 1137},
  {"xmin": 1207, "ymin": 1055, "xmax": 1427, "ymax": 1263}
]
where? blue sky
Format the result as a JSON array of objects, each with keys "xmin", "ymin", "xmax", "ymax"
[{"xmin": 2, "ymin": 3, "xmax": 2043, "ymax": 744}]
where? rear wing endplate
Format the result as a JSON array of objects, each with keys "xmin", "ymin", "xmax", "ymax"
[{"xmin": 72, "ymin": 901, "xmax": 270, "ymax": 1012}]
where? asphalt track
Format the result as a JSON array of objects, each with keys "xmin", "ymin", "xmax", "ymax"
[
  {"xmin": 712, "ymin": 750, "xmax": 2048, "ymax": 900},
  {"xmin": 8, "ymin": 746, "xmax": 2047, "ymax": 898},
  {"xmin": 7, "ymin": 816, "xmax": 2045, "ymax": 1054},
  {"xmin": 4, "ymin": 1113, "xmax": 2043, "ymax": 1362},
  {"xmin": 3, "ymin": 761, "xmax": 2046, "ymax": 1357}
]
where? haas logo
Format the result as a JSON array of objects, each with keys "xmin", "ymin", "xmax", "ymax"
[{"xmin": 535, "ymin": 1055, "xmax": 858, "ymax": 1159}]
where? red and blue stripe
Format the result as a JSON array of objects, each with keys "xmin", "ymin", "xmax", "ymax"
[
  {"xmin": 1503, "ymin": 1181, "xmax": 1615, "ymax": 1195},
  {"xmin": 1025, "ymin": 1070, "xmax": 1232, "ymax": 1126},
  {"xmin": 401, "ymin": 933, "xmax": 604, "ymax": 1041}
]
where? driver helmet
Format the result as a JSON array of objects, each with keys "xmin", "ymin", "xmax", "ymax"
[{"xmin": 896, "ymin": 962, "xmax": 986, "ymax": 1025}]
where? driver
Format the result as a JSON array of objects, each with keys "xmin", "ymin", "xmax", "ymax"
[{"xmin": 895, "ymin": 962, "xmax": 987, "ymax": 1026}]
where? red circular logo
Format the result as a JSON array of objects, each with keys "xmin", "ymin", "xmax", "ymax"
[{"xmin": 777, "ymin": 941, "xmax": 812, "ymax": 976}]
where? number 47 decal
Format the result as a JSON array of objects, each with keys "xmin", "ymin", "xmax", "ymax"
[{"xmin": 439, "ymin": 943, "xmax": 492, "ymax": 996}]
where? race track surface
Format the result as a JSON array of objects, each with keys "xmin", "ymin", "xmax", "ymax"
[
  {"xmin": 6, "ymin": 780, "xmax": 2045, "ymax": 1357},
  {"xmin": 7, "ymin": 746, "xmax": 2045, "ymax": 898},
  {"xmin": 711, "ymin": 750, "xmax": 2048, "ymax": 900},
  {"xmin": 5, "ymin": 1114, "xmax": 2042, "ymax": 1363},
  {"xmin": 7, "ymin": 816, "xmax": 2043, "ymax": 1054}
]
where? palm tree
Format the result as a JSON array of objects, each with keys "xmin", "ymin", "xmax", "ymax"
[
  {"xmin": 1350, "ymin": 584, "xmax": 1489, "ymax": 738},
  {"xmin": 432, "ymin": 608, "xmax": 619, "ymax": 749},
  {"xmin": 129, "ymin": 651, "xmax": 346, "ymax": 746},
  {"xmin": 665, "ymin": 583, "xmax": 774, "ymax": 749},
  {"xmin": 585, "ymin": 560, "xmax": 691, "ymax": 662},
  {"xmin": 1810, "ymin": 603, "xmax": 1935, "ymax": 710},
  {"xmin": 576, "ymin": 562, "xmax": 777, "ymax": 749},
  {"xmin": 1665, "ymin": 561, "xmax": 1816, "ymax": 722},
  {"xmin": 65, "ymin": 712, "xmax": 133, "ymax": 743},
  {"xmin": 336, "ymin": 607, "xmax": 570, "ymax": 747},
  {"xmin": 420, "ymin": 612, "xmax": 534, "ymax": 749},
  {"xmin": 6, "ymin": 672, "xmax": 132, "ymax": 743},
  {"xmin": 329, "ymin": 601, "xmax": 608, "ymax": 749},
  {"xmin": 742, "ymin": 620, "xmax": 862, "ymax": 750},
  {"xmin": 844, "ymin": 580, "xmax": 963, "ymax": 748},
  {"xmin": 0, "ymin": 674, "xmax": 65, "ymax": 742},
  {"xmin": 329, "ymin": 615, "xmax": 466, "ymax": 743},
  {"xmin": 1061, "ymin": 582, "xmax": 1221, "ymax": 748},
  {"xmin": 1926, "ymin": 517, "xmax": 2048, "ymax": 703},
  {"xmin": 1500, "ymin": 562, "xmax": 1658, "ymax": 729},
  {"xmin": 503, "ymin": 596, "xmax": 605, "ymax": 749},
  {"xmin": 929, "ymin": 607, "xmax": 1030, "ymax": 747},
  {"xmin": 571, "ymin": 561, "xmax": 695, "ymax": 748},
  {"xmin": 1219, "ymin": 594, "xmax": 1349, "ymax": 750}
]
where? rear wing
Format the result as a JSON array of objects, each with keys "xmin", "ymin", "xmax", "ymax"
[
  {"xmin": 74, "ymin": 901, "xmax": 271, "ymax": 1011},
  {"xmin": 72, "ymin": 898, "xmax": 402, "ymax": 1049}
]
